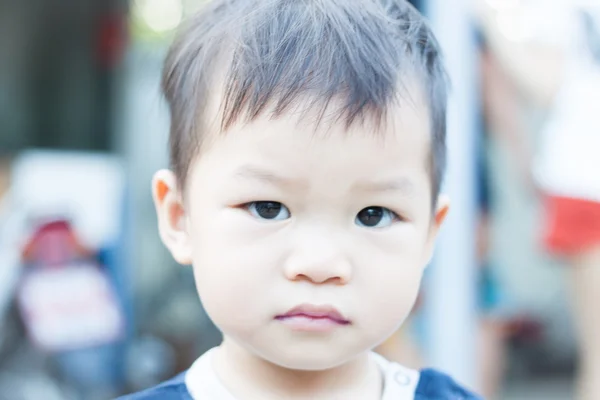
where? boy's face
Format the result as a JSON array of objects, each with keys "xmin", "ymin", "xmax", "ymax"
[{"xmin": 154, "ymin": 94, "xmax": 449, "ymax": 370}]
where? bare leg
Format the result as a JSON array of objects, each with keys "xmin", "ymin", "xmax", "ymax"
[
  {"xmin": 477, "ymin": 318, "xmax": 507, "ymax": 399},
  {"xmin": 569, "ymin": 245, "xmax": 600, "ymax": 400}
]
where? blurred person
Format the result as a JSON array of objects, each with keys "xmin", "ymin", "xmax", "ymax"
[
  {"xmin": 477, "ymin": 3, "xmax": 600, "ymax": 400},
  {"xmin": 119, "ymin": 0, "xmax": 482, "ymax": 398},
  {"xmin": 376, "ymin": 149, "xmax": 509, "ymax": 400},
  {"xmin": 377, "ymin": 29, "xmax": 513, "ymax": 400},
  {"xmin": 0, "ymin": 155, "xmax": 10, "ymax": 200}
]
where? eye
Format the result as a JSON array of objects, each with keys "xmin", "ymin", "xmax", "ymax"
[
  {"xmin": 246, "ymin": 201, "xmax": 291, "ymax": 221},
  {"xmin": 355, "ymin": 206, "xmax": 397, "ymax": 228}
]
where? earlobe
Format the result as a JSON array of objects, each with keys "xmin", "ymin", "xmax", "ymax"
[{"xmin": 152, "ymin": 169, "xmax": 193, "ymax": 265}]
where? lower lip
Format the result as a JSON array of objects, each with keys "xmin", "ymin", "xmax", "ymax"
[{"xmin": 275, "ymin": 315, "xmax": 349, "ymax": 332}]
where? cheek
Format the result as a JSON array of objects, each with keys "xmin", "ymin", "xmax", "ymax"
[
  {"xmin": 189, "ymin": 216, "xmax": 282, "ymax": 333},
  {"xmin": 357, "ymin": 271, "xmax": 422, "ymax": 350},
  {"xmin": 353, "ymin": 234, "xmax": 427, "ymax": 339},
  {"xmin": 359, "ymin": 261, "xmax": 423, "ymax": 330},
  {"xmin": 193, "ymin": 251, "xmax": 266, "ymax": 335}
]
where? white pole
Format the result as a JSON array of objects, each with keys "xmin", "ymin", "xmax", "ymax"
[{"xmin": 423, "ymin": 0, "xmax": 479, "ymax": 388}]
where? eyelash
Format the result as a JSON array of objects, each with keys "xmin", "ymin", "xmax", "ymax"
[
  {"xmin": 240, "ymin": 201, "xmax": 403, "ymax": 228},
  {"xmin": 242, "ymin": 201, "xmax": 291, "ymax": 221},
  {"xmin": 354, "ymin": 206, "xmax": 400, "ymax": 228}
]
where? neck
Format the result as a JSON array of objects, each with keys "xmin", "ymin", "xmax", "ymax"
[{"xmin": 213, "ymin": 337, "xmax": 382, "ymax": 400}]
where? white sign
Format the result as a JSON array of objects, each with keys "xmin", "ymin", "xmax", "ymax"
[{"xmin": 17, "ymin": 264, "xmax": 125, "ymax": 352}]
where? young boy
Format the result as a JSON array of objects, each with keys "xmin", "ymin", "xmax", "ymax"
[{"xmin": 122, "ymin": 0, "xmax": 480, "ymax": 398}]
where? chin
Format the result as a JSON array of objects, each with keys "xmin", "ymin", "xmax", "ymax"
[{"xmin": 258, "ymin": 345, "xmax": 363, "ymax": 371}]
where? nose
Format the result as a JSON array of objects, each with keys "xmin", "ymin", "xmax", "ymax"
[{"xmin": 283, "ymin": 230, "xmax": 353, "ymax": 285}]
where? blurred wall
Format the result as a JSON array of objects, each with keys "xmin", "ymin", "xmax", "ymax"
[{"xmin": 0, "ymin": 0, "xmax": 126, "ymax": 152}]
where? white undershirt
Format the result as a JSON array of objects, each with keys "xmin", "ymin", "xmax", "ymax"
[
  {"xmin": 184, "ymin": 348, "xmax": 420, "ymax": 400},
  {"xmin": 534, "ymin": 6, "xmax": 600, "ymax": 202}
]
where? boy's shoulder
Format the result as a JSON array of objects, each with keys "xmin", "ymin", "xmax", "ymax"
[
  {"xmin": 415, "ymin": 368, "xmax": 482, "ymax": 399},
  {"xmin": 115, "ymin": 372, "xmax": 192, "ymax": 400},
  {"xmin": 376, "ymin": 352, "xmax": 480, "ymax": 399},
  {"xmin": 117, "ymin": 355, "xmax": 482, "ymax": 400}
]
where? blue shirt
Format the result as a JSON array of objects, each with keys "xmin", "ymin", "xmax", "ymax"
[{"xmin": 118, "ymin": 350, "xmax": 480, "ymax": 400}]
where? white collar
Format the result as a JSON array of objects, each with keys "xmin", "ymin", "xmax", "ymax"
[{"xmin": 185, "ymin": 348, "xmax": 420, "ymax": 400}]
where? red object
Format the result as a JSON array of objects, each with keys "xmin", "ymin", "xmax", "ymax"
[
  {"xmin": 22, "ymin": 220, "xmax": 91, "ymax": 267},
  {"xmin": 542, "ymin": 195, "xmax": 600, "ymax": 255},
  {"xmin": 96, "ymin": 13, "xmax": 128, "ymax": 68}
]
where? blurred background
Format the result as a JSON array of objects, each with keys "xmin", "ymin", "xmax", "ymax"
[{"xmin": 0, "ymin": 0, "xmax": 598, "ymax": 399}]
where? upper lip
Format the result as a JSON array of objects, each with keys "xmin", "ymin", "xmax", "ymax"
[{"xmin": 276, "ymin": 304, "xmax": 350, "ymax": 324}]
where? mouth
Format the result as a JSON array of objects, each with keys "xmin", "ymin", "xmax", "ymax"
[{"xmin": 275, "ymin": 304, "xmax": 351, "ymax": 332}]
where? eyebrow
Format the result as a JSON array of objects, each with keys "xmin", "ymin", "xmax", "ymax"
[
  {"xmin": 234, "ymin": 165, "xmax": 303, "ymax": 188},
  {"xmin": 352, "ymin": 177, "xmax": 416, "ymax": 196},
  {"xmin": 234, "ymin": 165, "xmax": 415, "ymax": 196}
]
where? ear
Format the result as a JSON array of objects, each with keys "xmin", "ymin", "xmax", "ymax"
[
  {"xmin": 152, "ymin": 169, "xmax": 193, "ymax": 265},
  {"xmin": 423, "ymin": 194, "xmax": 450, "ymax": 266}
]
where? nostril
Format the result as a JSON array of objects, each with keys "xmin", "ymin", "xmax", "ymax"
[
  {"xmin": 324, "ymin": 276, "xmax": 345, "ymax": 285},
  {"xmin": 293, "ymin": 274, "xmax": 345, "ymax": 285}
]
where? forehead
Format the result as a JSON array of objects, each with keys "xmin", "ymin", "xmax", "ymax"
[{"xmin": 191, "ymin": 89, "xmax": 432, "ymax": 193}]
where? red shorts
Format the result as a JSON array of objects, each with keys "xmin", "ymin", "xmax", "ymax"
[{"xmin": 543, "ymin": 195, "xmax": 600, "ymax": 255}]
